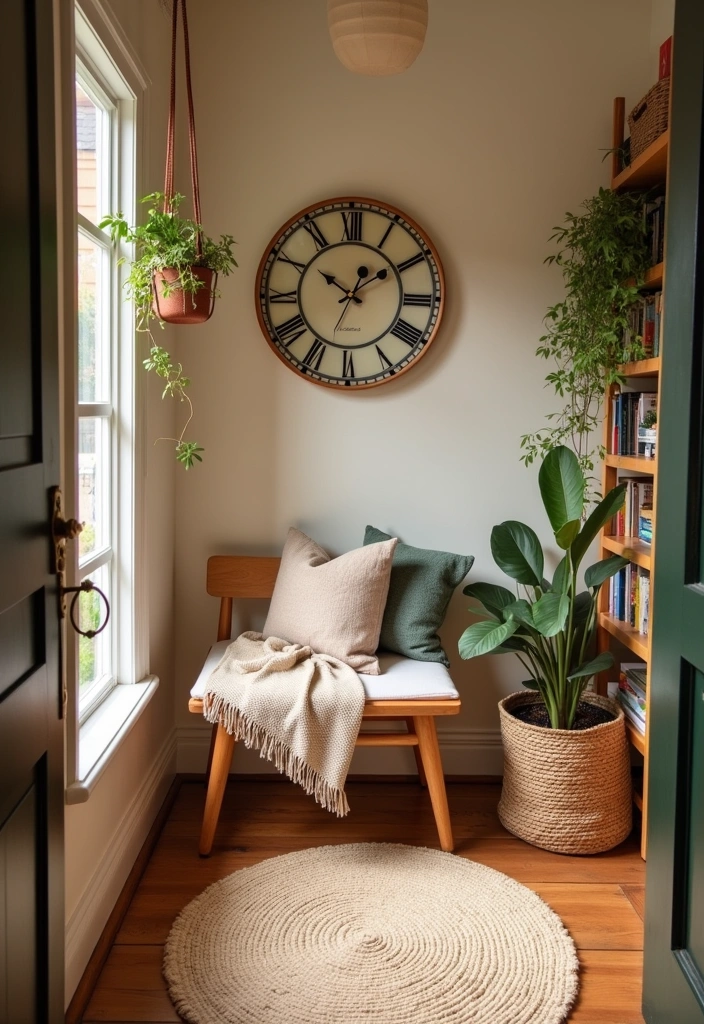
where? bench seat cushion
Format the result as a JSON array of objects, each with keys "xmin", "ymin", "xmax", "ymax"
[{"xmin": 190, "ymin": 641, "xmax": 460, "ymax": 702}]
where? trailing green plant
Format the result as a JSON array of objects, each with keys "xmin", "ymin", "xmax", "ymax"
[
  {"xmin": 520, "ymin": 187, "xmax": 650, "ymax": 490},
  {"xmin": 100, "ymin": 192, "xmax": 237, "ymax": 468},
  {"xmin": 458, "ymin": 445, "xmax": 628, "ymax": 730}
]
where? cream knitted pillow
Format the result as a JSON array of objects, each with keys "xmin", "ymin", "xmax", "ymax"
[{"xmin": 263, "ymin": 528, "xmax": 397, "ymax": 675}]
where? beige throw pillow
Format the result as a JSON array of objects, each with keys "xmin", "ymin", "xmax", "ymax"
[{"xmin": 263, "ymin": 528, "xmax": 397, "ymax": 675}]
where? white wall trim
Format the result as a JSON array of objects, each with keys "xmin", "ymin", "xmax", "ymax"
[
  {"xmin": 65, "ymin": 729, "xmax": 177, "ymax": 1004},
  {"xmin": 175, "ymin": 724, "xmax": 504, "ymax": 777}
]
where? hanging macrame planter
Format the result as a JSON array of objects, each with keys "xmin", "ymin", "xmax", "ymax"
[{"xmin": 152, "ymin": 0, "xmax": 216, "ymax": 325}]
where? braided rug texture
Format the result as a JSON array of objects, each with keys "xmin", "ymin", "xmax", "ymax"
[
  {"xmin": 163, "ymin": 842, "xmax": 579, "ymax": 1024},
  {"xmin": 498, "ymin": 691, "xmax": 632, "ymax": 855}
]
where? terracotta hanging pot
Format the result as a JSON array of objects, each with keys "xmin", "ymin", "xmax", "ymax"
[{"xmin": 151, "ymin": 266, "xmax": 217, "ymax": 324}]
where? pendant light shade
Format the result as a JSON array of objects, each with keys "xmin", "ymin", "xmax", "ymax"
[{"xmin": 327, "ymin": 0, "xmax": 428, "ymax": 77}]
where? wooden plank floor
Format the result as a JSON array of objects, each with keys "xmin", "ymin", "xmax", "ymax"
[{"xmin": 83, "ymin": 778, "xmax": 646, "ymax": 1023}]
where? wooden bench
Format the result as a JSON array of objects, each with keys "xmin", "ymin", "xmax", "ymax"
[{"xmin": 189, "ymin": 555, "xmax": 461, "ymax": 855}]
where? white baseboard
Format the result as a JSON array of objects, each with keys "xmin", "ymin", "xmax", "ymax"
[
  {"xmin": 176, "ymin": 724, "xmax": 504, "ymax": 777},
  {"xmin": 64, "ymin": 729, "xmax": 177, "ymax": 1006}
]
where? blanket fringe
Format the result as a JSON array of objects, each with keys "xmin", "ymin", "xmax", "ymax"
[{"xmin": 203, "ymin": 693, "xmax": 351, "ymax": 817}]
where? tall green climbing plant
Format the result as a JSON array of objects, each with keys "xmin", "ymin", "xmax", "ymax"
[{"xmin": 520, "ymin": 186, "xmax": 650, "ymax": 492}]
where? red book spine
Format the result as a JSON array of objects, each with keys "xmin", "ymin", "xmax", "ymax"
[{"xmin": 660, "ymin": 36, "xmax": 672, "ymax": 80}]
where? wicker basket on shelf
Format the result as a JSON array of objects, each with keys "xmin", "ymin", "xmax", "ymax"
[{"xmin": 628, "ymin": 78, "xmax": 670, "ymax": 161}]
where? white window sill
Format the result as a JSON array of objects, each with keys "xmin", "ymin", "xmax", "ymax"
[{"xmin": 65, "ymin": 676, "xmax": 159, "ymax": 805}]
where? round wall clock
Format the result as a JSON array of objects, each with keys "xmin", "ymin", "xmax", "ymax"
[{"xmin": 255, "ymin": 197, "xmax": 444, "ymax": 389}]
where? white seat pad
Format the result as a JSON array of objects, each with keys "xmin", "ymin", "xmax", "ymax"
[{"xmin": 190, "ymin": 641, "xmax": 459, "ymax": 701}]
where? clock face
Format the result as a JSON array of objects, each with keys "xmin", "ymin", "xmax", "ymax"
[{"xmin": 256, "ymin": 198, "xmax": 444, "ymax": 389}]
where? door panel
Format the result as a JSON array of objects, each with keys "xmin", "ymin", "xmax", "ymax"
[
  {"xmin": 0, "ymin": 0, "xmax": 64, "ymax": 1020},
  {"xmin": 643, "ymin": 0, "xmax": 704, "ymax": 1020}
]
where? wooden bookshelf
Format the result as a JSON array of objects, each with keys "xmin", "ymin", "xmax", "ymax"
[{"xmin": 598, "ymin": 96, "xmax": 668, "ymax": 861}]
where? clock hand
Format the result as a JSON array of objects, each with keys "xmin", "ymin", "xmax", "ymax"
[
  {"xmin": 318, "ymin": 270, "xmax": 362, "ymax": 303},
  {"xmin": 337, "ymin": 267, "xmax": 388, "ymax": 302},
  {"xmin": 333, "ymin": 267, "xmax": 368, "ymax": 333}
]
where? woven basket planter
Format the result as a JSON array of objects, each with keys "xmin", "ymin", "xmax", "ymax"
[
  {"xmin": 628, "ymin": 77, "xmax": 670, "ymax": 162},
  {"xmin": 151, "ymin": 266, "xmax": 217, "ymax": 325},
  {"xmin": 497, "ymin": 691, "xmax": 632, "ymax": 855}
]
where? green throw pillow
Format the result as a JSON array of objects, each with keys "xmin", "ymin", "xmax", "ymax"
[{"xmin": 363, "ymin": 525, "xmax": 474, "ymax": 666}]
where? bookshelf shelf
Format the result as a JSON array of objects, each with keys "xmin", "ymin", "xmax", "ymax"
[
  {"xmin": 618, "ymin": 357, "xmax": 661, "ymax": 378},
  {"xmin": 605, "ymin": 453, "xmax": 657, "ymax": 474},
  {"xmin": 602, "ymin": 534, "xmax": 652, "ymax": 570},
  {"xmin": 598, "ymin": 612, "xmax": 649, "ymax": 661},
  {"xmin": 643, "ymin": 262, "xmax": 664, "ymax": 289},
  {"xmin": 612, "ymin": 129, "xmax": 669, "ymax": 191}
]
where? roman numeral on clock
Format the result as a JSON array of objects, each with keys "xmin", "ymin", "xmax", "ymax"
[
  {"xmin": 278, "ymin": 252, "xmax": 306, "ymax": 274},
  {"xmin": 390, "ymin": 319, "xmax": 423, "ymax": 347},
  {"xmin": 301, "ymin": 338, "xmax": 326, "ymax": 371},
  {"xmin": 341, "ymin": 211, "xmax": 363, "ymax": 242},
  {"xmin": 378, "ymin": 222, "xmax": 394, "ymax": 250},
  {"xmin": 403, "ymin": 292, "xmax": 432, "ymax": 307},
  {"xmin": 302, "ymin": 220, "xmax": 329, "ymax": 250},
  {"xmin": 342, "ymin": 350, "xmax": 355, "ymax": 378},
  {"xmin": 396, "ymin": 252, "xmax": 425, "ymax": 273},
  {"xmin": 276, "ymin": 314, "xmax": 306, "ymax": 347},
  {"xmin": 269, "ymin": 289, "xmax": 298, "ymax": 303},
  {"xmin": 375, "ymin": 345, "xmax": 394, "ymax": 370}
]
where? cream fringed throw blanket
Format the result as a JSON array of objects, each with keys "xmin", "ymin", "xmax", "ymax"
[{"xmin": 203, "ymin": 631, "xmax": 365, "ymax": 816}]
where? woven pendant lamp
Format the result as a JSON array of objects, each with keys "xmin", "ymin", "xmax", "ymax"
[{"xmin": 327, "ymin": 0, "xmax": 428, "ymax": 76}]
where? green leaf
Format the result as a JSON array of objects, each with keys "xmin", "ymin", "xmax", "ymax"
[
  {"xmin": 538, "ymin": 446, "xmax": 585, "ymax": 533},
  {"xmin": 521, "ymin": 678, "xmax": 542, "ymax": 690},
  {"xmin": 572, "ymin": 590, "xmax": 593, "ymax": 627},
  {"xmin": 490, "ymin": 521, "xmax": 544, "ymax": 586},
  {"xmin": 458, "ymin": 618, "xmax": 520, "ymax": 660},
  {"xmin": 584, "ymin": 555, "xmax": 630, "ymax": 590},
  {"xmin": 571, "ymin": 484, "xmax": 627, "ymax": 567},
  {"xmin": 501, "ymin": 599, "xmax": 535, "ymax": 629},
  {"xmin": 552, "ymin": 556, "xmax": 570, "ymax": 594},
  {"xmin": 567, "ymin": 651, "xmax": 614, "ymax": 680},
  {"xmin": 532, "ymin": 591, "xmax": 569, "ymax": 637},
  {"xmin": 555, "ymin": 519, "xmax": 581, "ymax": 550},
  {"xmin": 462, "ymin": 583, "xmax": 516, "ymax": 619}
]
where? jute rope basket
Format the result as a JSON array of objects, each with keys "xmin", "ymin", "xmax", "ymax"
[
  {"xmin": 628, "ymin": 77, "xmax": 670, "ymax": 161},
  {"xmin": 498, "ymin": 691, "xmax": 632, "ymax": 855}
]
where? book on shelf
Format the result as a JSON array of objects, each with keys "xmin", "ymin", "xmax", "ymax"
[
  {"xmin": 660, "ymin": 36, "xmax": 672, "ymax": 80},
  {"xmin": 611, "ymin": 476, "xmax": 653, "ymax": 537},
  {"xmin": 644, "ymin": 195, "xmax": 666, "ymax": 267},
  {"xmin": 622, "ymin": 291, "xmax": 663, "ymax": 358},
  {"xmin": 610, "ymin": 390, "xmax": 658, "ymax": 457},
  {"xmin": 608, "ymin": 565, "xmax": 650, "ymax": 635},
  {"xmin": 607, "ymin": 677, "xmax": 646, "ymax": 734},
  {"xmin": 621, "ymin": 661, "xmax": 647, "ymax": 700},
  {"xmin": 639, "ymin": 507, "xmax": 653, "ymax": 543}
]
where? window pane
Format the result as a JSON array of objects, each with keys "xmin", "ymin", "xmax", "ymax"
[
  {"xmin": 77, "ymin": 564, "xmax": 112, "ymax": 701},
  {"xmin": 76, "ymin": 81, "xmax": 108, "ymax": 226},
  {"xmin": 77, "ymin": 230, "xmax": 110, "ymax": 402},
  {"xmin": 78, "ymin": 416, "xmax": 110, "ymax": 563}
]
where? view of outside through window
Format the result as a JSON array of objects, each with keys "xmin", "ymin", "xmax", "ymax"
[{"xmin": 76, "ymin": 76, "xmax": 115, "ymax": 711}]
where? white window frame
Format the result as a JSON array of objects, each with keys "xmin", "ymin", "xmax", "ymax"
[{"xmin": 63, "ymin": 2, "xmax": 157, "ymax": 803}]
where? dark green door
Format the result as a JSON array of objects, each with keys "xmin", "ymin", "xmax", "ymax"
[
  {"xmin": 643, "ymin": 1, "xmax": 704, "ymax": 1021},
  {"xmin": 0, "ymin": 0, "xmax": 64, "ymax": 1019}
]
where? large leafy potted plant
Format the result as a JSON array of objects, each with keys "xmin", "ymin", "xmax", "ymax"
[
  {"xmin": 459, "ymin": 445, "xmax": 632, "ymax": 854},
  {"xmin": 100, "ymin": 192, "xmax": 237, "ymax": 468}
]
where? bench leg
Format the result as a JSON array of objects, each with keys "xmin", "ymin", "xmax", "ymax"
[
  {"xmin": 406, "ymin": 717, "xmax": 427, "ymax": 787},
  {"xmin": 199, "ymin": 724, "xmax": 235, "ymax": 857},
  {"xmin": 205, "ymin": 723, "xmax": 219, "ymax": 784},
  {"xmin": 414, "ymin": 716, "xmax": 454, "ymax": 853}
]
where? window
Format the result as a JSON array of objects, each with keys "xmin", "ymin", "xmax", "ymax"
[
  {"xmin": 65, "ymin": 6, "xmax": 157, "ymax": 801},
  {"xmin": 75, "ymin": 69, "xmax": 115, "ymax": 720}
]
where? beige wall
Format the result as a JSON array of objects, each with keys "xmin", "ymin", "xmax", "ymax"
[
  {"xmin": 64, "ymin": 0, "xmax": 178, "ymax": 1003},
  {"xmin": 172, "ymin": 0, "xmax": 654, "ymax": 774}
]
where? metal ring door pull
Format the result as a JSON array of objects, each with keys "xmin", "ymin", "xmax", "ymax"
[{"xmin": 62, "ymin": 581, "xmax": 111, "ymax": 639}]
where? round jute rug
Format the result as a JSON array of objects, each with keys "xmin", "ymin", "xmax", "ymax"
[{"xmin": 163, "ymin": 843, "xmax": 579, "ymax": 1024}]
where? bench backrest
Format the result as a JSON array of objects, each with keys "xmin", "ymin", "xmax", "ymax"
[{"xmin": 207, "ymin": 555, "xmax": 281, "ymax": 640}]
